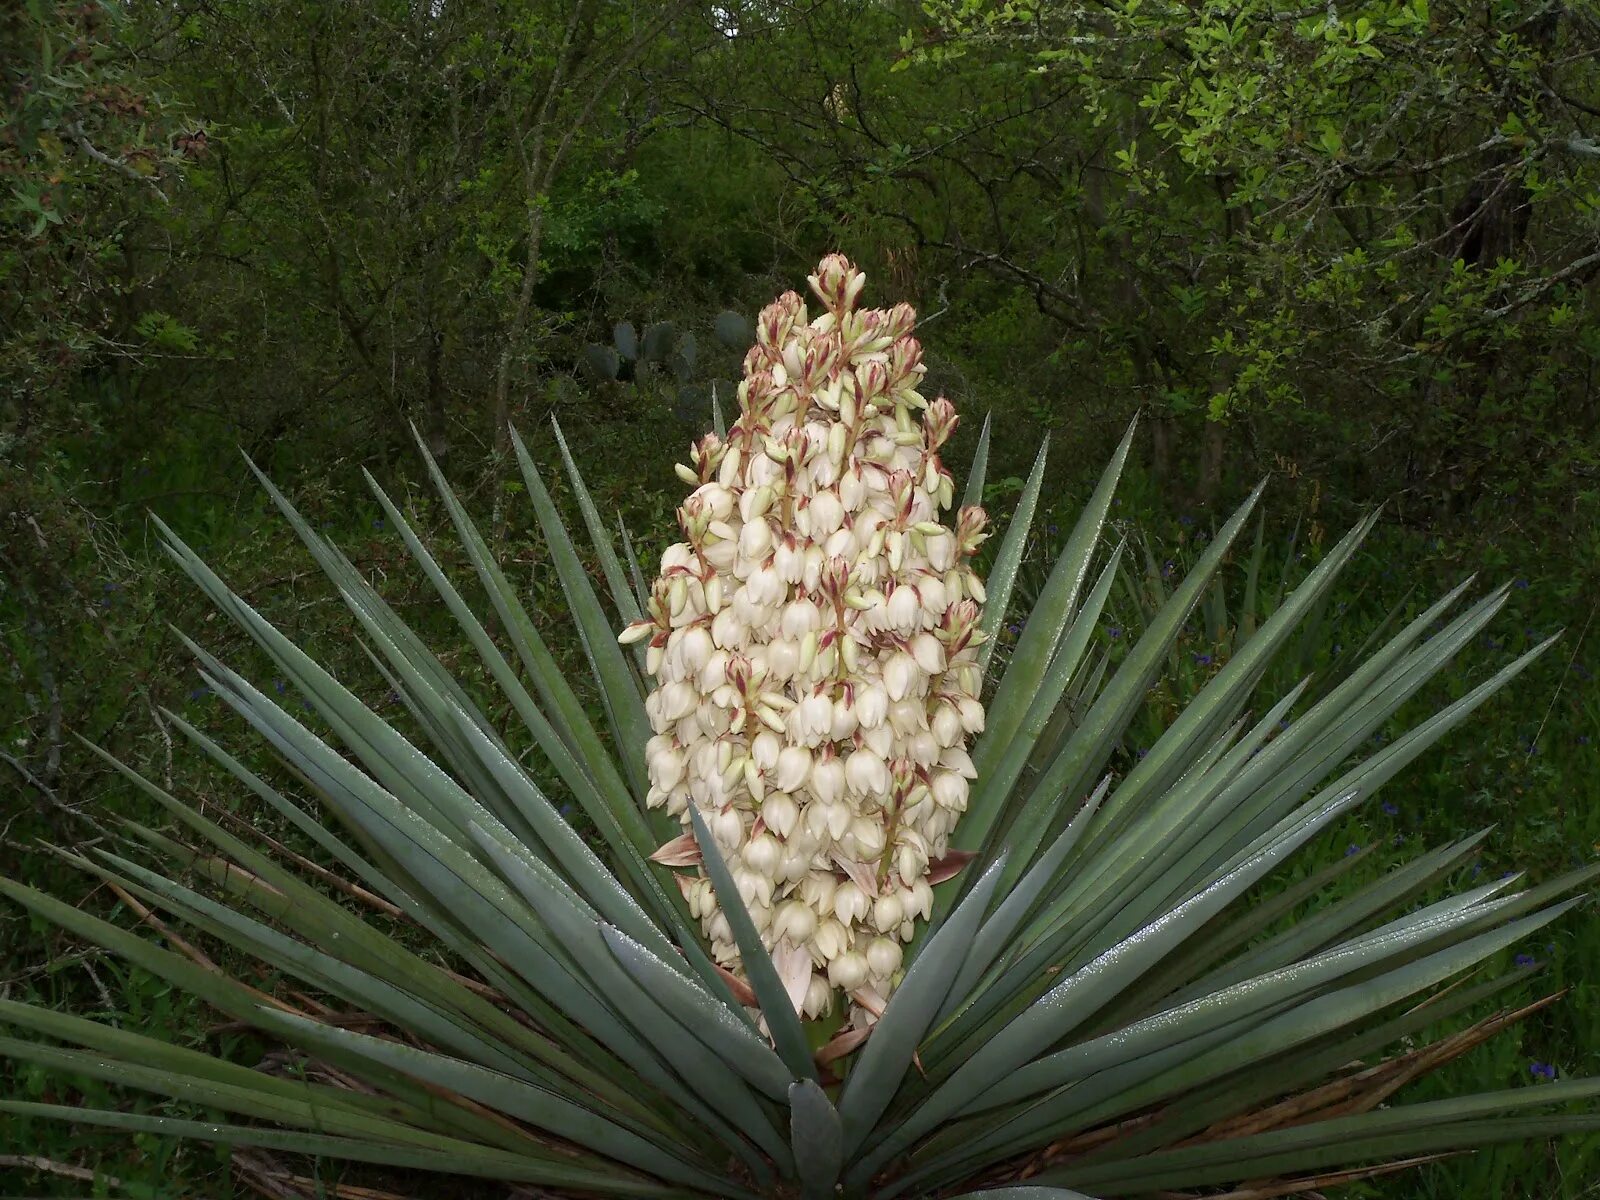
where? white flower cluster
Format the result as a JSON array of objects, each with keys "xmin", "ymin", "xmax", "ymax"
[{"xmin": 621, "ymin": 255, "xmax": 988, "ymax": 1022}]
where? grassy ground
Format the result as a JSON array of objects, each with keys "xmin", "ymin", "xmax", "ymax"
[{"xmin": 2, "ymin": 413, "xmax": 1597, "ymax": 1198}]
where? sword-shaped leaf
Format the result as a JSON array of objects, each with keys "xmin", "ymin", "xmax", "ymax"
[
  {"xmin": 688, "ymin": 805, "xmax": 818, "ymax": 1083},
  {"xmin": 977, "ymin": 436, "xmax": 1049, "ymax": 671}
]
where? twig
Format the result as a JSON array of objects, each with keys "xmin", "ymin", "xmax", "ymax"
[
  {"xmin": 67, "ymin": 122, "xmax": 169, "ymax": 200},
  {"xmin": 1528, "ymin": 599, "xmax": 1596, "ymax": 760},
  {"xmin": 0, "ymin": 1154, "xmax": 126, "ymax": 1189}
]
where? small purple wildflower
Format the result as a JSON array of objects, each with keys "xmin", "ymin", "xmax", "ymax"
[
  {"xmin": 187, "ymin": 685, "xmax": 210, "ymax": 701},
  {"xmin": 1381, "ymin": 801, "xmax": 1399, "ymax": 816},
  {"xmin": 1193, "ymin": 653, "xmax": 1213, "ymax": 666},
  {"xmin": 1514, "ymin": 953, "xmax": 1538, "ymax": 969},
  {"xmin": 1530, "ymin": 1062, "xmax": 1557, "ymax": 1080},
  {"xmin": 1345, "ymin": 843, "xmax": 1362, "ymax": 857},
  {"xmin": 1514, "ymin": 578, "xmax": 1530, "ymax": 589}
]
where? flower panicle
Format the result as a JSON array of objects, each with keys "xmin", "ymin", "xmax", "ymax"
[{"xmin": 624, "ymin": 255, "xmax": 987, "ymax": 1026}]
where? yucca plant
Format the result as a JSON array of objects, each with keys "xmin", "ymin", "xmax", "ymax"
[{"xmin": 3, "ymin": 257, "xmax": 1596, "ymax": 1200}]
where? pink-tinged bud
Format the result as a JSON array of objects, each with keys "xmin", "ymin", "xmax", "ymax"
[
  {"xmin": 808, "ymin": 253, "xmax": 866, "ymax": 316},
  {"xmin": 957, "ymin": 504, "xmax": 989, "ymax": 549},
  {"xmin": 798, "ymin": 334, "xmax": 842, "ymax": 391},
  {"xmin": 884, "ymin": 302, "xmax": 916, "ymax": 341},
  {"xmin": 921, "ymin": 393, "xmax": 957, "ymax": 444},
  {"xmin": 855, "ymin": 359, "xmax": 891, "ymax": 405}
]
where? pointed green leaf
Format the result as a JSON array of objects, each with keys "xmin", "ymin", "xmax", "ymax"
[
  {"xmin": 790, "ymin": 1079, "xmax": 844, "ymax": 1200},
  {"xmin": 688, "ymin": 805, "xmax": 817, "ymax": 1082},
  {"xmin": 978, "ymin": 435, "xmax": 1049, "ymax": 671}
]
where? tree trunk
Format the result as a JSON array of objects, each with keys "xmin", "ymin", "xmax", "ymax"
[{"xmin": 1195, "ymin": 417, "xmax": 1227, "ymax": 510}]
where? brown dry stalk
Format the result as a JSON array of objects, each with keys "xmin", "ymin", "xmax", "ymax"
[
  {"xmin": 1146, "ymin": 1153, "xmax": 1460, "ymax": 1199},
  {"xmin": 106, "ymin": 879, "xmax": 306, "ymax": 1016},
  {"xmin": 210, "ymin": 809, "xmax": 404, "ymax": 918},
  {"xmin": 0, "ymin": 1154, "xmax": 126, "ymax": 1188},
  {"xmin": 1198, "ymin": 992, "xmax": 1566, "ymax": 1142},
  {"xmin": 232, "ymin": 1148, "xmax": 412, "ymax": 1200},
  {"xmin": 1011, "ymin": 990, "xmax": 1563, "ymax": 1191}
]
